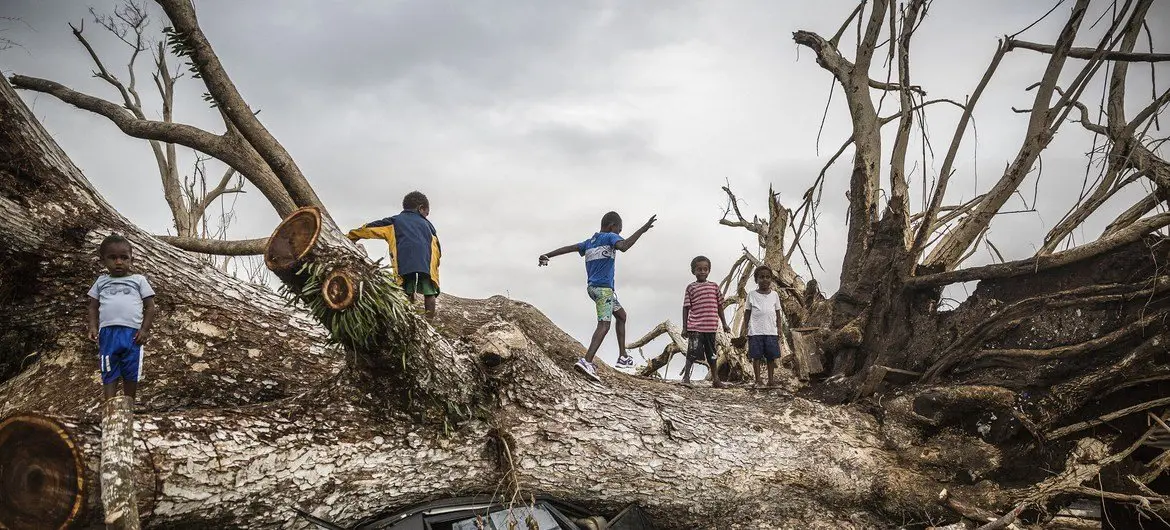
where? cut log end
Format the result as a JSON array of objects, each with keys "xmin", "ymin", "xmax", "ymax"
[
  {"xmin": 264, "ymin": 206, "xmax": 322, "ymax": 272},
  {"xmin": 323, "ymin": 270, "xmax": 356, "ymax": 310},
  {"xmin": 0, "ymin": 414, "xmax": 85, "ymax": 530}
]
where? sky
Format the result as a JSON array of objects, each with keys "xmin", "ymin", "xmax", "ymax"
[{"xmin": 2, "ymin": 0, "xmax": 1168, "ymax": 371}]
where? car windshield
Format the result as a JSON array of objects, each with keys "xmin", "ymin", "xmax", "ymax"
[{"xmin": 446, "ymin": 506, "xmax": 566, "ymax": 530}]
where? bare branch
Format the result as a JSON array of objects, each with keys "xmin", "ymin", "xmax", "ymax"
[
  {"xmin": 1008, "ymin": 38, "xmax": 1170, "ymax": 62},
  {"xmin": 196, "ymin": 167, "xmax": 241, "ymax": 215},
  {"xmin": 68, "ymin": 21, "xmax": 139, "ymax": 117},
  {"xmin": 908, "ymin": 211, "xmax": 1170, "ymax": 288},
  {"xmin": 910, "ymin": 42, "xmax": 1007, "ymax": 264},
  {"xmin": 887, "ymin": 0, "xmax": 927, "ymax": 211},
  {"xmin": 925, "ymin": 0, "xmax": 1092, "ymax": 270},
  {"xmin": 829, "ymin": 1, "xmax": 867, "ymax": 47},
  {"xmin": 878, "ymin": 98, "xmax": 966, "ymax": 125},
  {"xmin": 867, "ymin": 79, "xmax": 925, "ymax": 95},
  {"xmin": 157, "ymin": 236, "xmax": 267, "ymax": 256},
  {"xmin": 1101, "ymin": 191, "xmax": 1165, "ymax": 236},
  {"xmin": 1128, "ymin": 85, "xmax": 1170, "ymax": 133},
  {"xmin": 9, "ymin": 75, "xmax": 226, "ymax": 155},
  {"xmin": 719, "ymin": 186, "xmax": 765, "ymax": 235}
]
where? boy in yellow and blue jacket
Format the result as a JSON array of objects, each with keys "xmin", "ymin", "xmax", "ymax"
[{"xmin": 347, "ymin": 191, "xmax": 441, "ymax": 319}]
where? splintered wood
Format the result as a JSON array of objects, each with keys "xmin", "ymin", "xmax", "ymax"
[
  {"xmin": 790, "ymin": 329, "xmax": 823, "ymax": 381},
  {"xmin": 101, "ymin": 396, "xmax": 140, "ymax": 529}
]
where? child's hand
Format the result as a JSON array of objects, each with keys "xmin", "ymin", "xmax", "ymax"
[
  {"xmin": 538, "ymin": 254, "xmax": 550, "ymax": 267},
  {"xmin": 722, "ymin": 324, "xmax": 731, "ymax": 333},
  {"xmin": 681, "ymin": 329, "xmax": 689, "ymax": 338},
  {"xmin": 134, "ymin": 329, "xmax": 151, "ymax": 345},
  {"xmin": 641, "ymin": 215, "xmax": 657, "ymax": 231},
  {"xmin": 87, "ymin": 327, "xmax": 98, "ymax": 342}
]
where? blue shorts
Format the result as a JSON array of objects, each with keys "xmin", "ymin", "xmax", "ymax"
[
  {"xmin": 99, "ymin": 326, "xmax": 143, "ymax": 385},
  {"xmin": 748, "ymin": 335, "xmax": 781, "ymax": 361}
]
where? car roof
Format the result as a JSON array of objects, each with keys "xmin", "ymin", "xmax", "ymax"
[{"xmin": 350, "ymin": 495, "xmax": 594, "ymax": 529}]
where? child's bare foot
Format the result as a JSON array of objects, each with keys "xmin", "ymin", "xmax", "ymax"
[
  {"xmin": 753, "ymin": 379, "xmax": 763, "ymax": 387},
  {"xmin": 712, "ymin": 380, "xmax": 725, "ymax": 389}
]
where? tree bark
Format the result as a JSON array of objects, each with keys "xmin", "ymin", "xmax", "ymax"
[{"xmin": 101, "ymin": 396, "xmax": 139, "ymax": 529}]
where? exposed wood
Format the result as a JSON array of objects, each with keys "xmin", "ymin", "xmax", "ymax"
[
  {"xmin": 790, "ymin": 329, "xmax": 824, "ymax": 381},
  {"xmin": 0, "ymin": 414, "xmax": 85, "ymax": 530}
]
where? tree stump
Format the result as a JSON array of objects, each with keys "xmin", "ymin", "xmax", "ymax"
[{"xmin": 0, "ymin": 414, "xmax": 85, "ymax": 530}]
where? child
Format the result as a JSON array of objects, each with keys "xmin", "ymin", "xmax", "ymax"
[
  {"xmin": 348, "ymin": 191, "xmax": 442, "ymax": 320},
  {"xmin": 739, "ymin": 266, "xmax": 784, "ymax": 387},
  {"xmin": 538, "ymin": 211, "xmax": 656, "ymax": 382},
  {"xmin": 681, "ymin": 256, "xmax": 731, "ymax": 388},
  {"xmin": 87, "ymin": 234, "xmax": 157, "ymax": 401}
]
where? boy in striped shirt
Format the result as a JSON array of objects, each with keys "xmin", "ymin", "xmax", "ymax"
[{"xmin": 681, "ymin": 255, "xmax": 730, "ymax": 387}]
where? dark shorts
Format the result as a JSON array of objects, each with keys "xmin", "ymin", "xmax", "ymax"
[
  {"xmin": 748, "ymin": 335, "xmax": 781, "ymax": 361},
  {"xmin": 402, "ymin": 272, "xmax": 439, "ymax": 297},
  {"xmin": 99, "ymin": 325, "xmax": 142, "ymax": 384},
  {"xmin": 687, "ymin": 332, "xmax": 718, "ymax": 366}
]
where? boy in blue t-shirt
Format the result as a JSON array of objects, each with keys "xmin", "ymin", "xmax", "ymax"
[
  {"xmin": 87, "ymin": 234, "xmax": 158, "ymax": 401},
  {"xmin": 538, "ymin": 211, "xmax": 656, "ymax": 382}
]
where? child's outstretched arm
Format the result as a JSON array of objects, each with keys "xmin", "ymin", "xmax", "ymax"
[
  {"xmin": 136, "ymin": 296, "xmax": 157, "ymax": 345},
  {"xmin": 538, "ymin": 244, "xmax": 580, "ymax": 266},
  {"xmin": 346, "ymin": 217, "xmax": 394, "ymax": 242},
  {"xmin": 87, "ymin": 298, "xmax": 99, "ymax": 342},
  {"xmin": 614, "ymin": 215, "xmax": 656, "ymax": 252}
]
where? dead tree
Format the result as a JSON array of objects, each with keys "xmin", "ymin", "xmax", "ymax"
[
  {"xmin": 10, "ymin": 0, "xmax": 286, "ymax": 257},
  {"xmin": 2, "ymin": 1, "xmax": 1170, "ymax": 528}
]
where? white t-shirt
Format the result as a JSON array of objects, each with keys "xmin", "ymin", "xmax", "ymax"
[
  {"xmin": 88, "ymin": 274, "xmax": 155, "ymax": 329},
  {"xmin": 746, "ymin": 289, "xmax": 782, "ymax": 336}
]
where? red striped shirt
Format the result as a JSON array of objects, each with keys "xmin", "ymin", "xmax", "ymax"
[{"xmin": 683, "ymin": 281, "xmax": 723, "ymax": 333}]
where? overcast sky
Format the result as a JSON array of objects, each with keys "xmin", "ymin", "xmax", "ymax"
[{"xmin": 3, "ymin": 1, "xmax": 1168, "ymax": 370}]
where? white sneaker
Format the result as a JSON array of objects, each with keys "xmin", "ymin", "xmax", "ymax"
[{"xmin": 574, "ymin": 357, "xmax": 601, "ymax": 382}]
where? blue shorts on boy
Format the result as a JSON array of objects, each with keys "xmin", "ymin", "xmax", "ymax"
[
  {"xmin": 748, "ymin": 335, "xmax": 781, "ymax": 361},
  {"xmin": 99, "ymin": 325, "xmax": 143, "ymax": 385}
]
